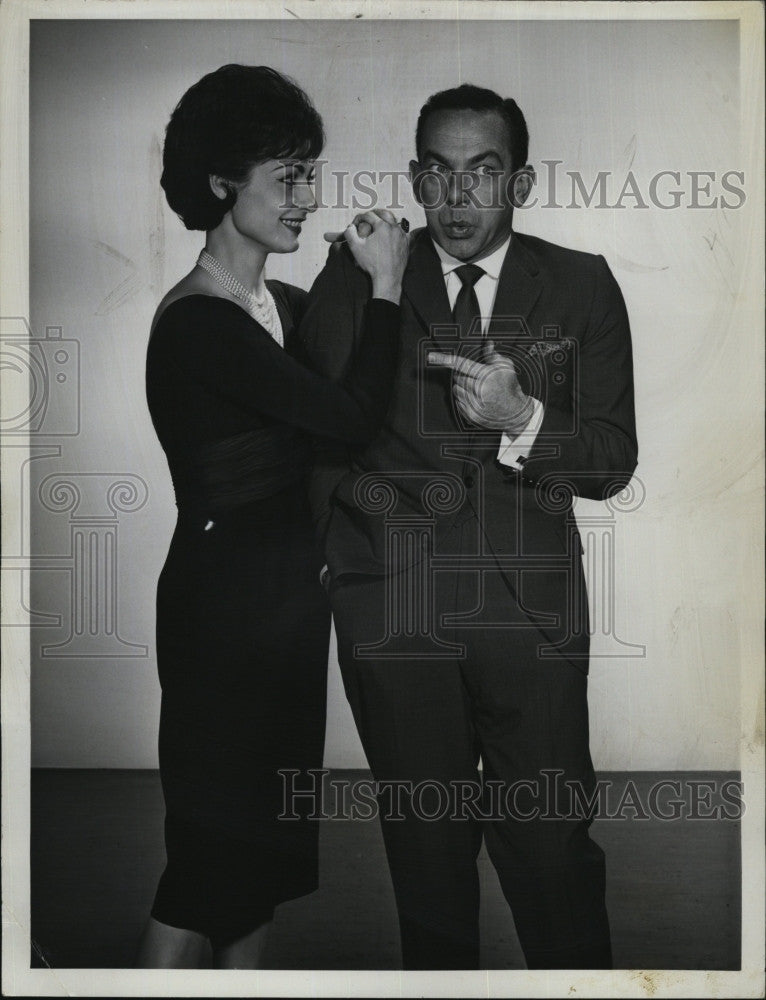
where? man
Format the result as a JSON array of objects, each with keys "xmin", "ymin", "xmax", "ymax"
[{"xmin": 299, "ymin": 84, "xmax": 637, "ymax": 970}]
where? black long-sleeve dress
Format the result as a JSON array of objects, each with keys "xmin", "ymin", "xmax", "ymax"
[{"xmin": 145, "ymin": 281, "xmax": 398, "ymax": 947}]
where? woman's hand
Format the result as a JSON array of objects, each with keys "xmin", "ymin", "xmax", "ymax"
[{"xmin": 328, "ymin": 210, "xmax": 409, "ymax": 304}]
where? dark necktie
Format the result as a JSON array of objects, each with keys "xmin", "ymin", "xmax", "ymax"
[{"xmin": 452, "ymin": 263, "xmax": 485, "ymax": 355}]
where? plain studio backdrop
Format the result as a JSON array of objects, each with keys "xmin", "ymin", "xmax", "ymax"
[{"xmin": 25, "ymin": 16, "xmax": 759, "ymax": 772}]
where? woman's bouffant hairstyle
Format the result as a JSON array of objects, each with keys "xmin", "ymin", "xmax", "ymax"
[{"xmin": 161, "ymin": 64, "xmax": 325, "ymax": 231}]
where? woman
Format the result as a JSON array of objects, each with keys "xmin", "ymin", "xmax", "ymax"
[{"xmin": 138, "ymin": 64, "xmax": 407, "ymax": 969}]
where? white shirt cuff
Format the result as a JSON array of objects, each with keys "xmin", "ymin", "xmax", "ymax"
[{"xmin": 496, "ymin": 398, "xmax": 544, "ymax": 469}]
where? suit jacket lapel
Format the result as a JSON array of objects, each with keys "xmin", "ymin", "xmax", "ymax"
[
  {"xmin": 487, "ymin": 233, "xmax": 544, "ymax": 341},
  {"xmin": 402, "ymin": 231, "xmax": 457, "ymax": 350}
]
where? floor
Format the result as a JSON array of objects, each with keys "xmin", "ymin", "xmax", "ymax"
[{"xmin": 30, "ymin": 769, "xmax": 741, "ymax": 969}]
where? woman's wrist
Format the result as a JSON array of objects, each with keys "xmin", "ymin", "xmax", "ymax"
[{"xmin": 371, "ymin": 276, "xmax": 402, "ymax": 304}]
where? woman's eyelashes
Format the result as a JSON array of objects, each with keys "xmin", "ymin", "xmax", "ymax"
[{"xmin": 279, "ymin": 163, "xmax": 316, "ymax": 188}]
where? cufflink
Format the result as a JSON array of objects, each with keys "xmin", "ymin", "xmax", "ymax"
[{"xmin": 494, "ymin": 458, "xmax": 520, "ymax": 479}]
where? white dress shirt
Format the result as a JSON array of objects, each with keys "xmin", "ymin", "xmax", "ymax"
[{"xmin": 432, "ymin": 235, "xmax": 544, "ymax": 470}]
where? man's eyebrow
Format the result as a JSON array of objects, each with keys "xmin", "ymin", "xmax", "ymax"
[
  {"xmin": 420, "ymin": 149, "xmax": 503, "ymax": 166},
  {"xmin": 467, "ymin": 150, "xmax": 503, "ymax": 165},
  {"xmin": 420, "ymin": 149, "xmax": 451, "ymax": 165}
]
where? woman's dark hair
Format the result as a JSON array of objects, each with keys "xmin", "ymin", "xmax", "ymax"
[
  {"xmin": 161, "ymin": 64, "xmax": 325, "ymax": 231},
  {"xmin": 415, "ymin": 84, "xmax": 529, "ymax": 173}
]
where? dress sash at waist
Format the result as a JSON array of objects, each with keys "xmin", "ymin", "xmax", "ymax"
[{"xmin": 169, "ymin": 426, "xmax": 313, "ymax": 513}]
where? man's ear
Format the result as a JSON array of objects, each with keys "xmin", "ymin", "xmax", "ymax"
[
  {"xmin": 511, "ymin": 165, "xmax": 535, "ymax": 207},
  {"xmin": 409, "ymin": 159, "xmax": 424, "ymax": 206}
]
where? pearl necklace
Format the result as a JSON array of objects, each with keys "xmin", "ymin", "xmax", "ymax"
[{"xmin": 197, "ymin": 249, "xmax": 283, "ymax": 348}]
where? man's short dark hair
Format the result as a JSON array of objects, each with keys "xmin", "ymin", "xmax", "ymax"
[
  {"xmin": 161, "ymin": 64, "xmax": 325, "ymax": 231},
  {"xmin": 415, "ymin": 84, "xmax": 529, "ymax": 173}
]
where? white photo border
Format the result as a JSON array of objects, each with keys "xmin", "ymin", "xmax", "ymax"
[{"xmin": 1, "ymin": 1, "xmax": 763, "ymax": 996}]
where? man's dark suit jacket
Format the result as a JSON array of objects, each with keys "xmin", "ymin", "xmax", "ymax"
[{"xmin": 300, "ymin": 227, "xmax": 638, "ymax": 670}]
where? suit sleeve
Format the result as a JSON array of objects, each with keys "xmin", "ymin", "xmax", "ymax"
[
  {"xmin": 170, "ymin": 292, "xmax": 396, "ymax": 445},
  {"xmin": 520, "ymin": 255, "xmax": 638, "ymax": 501},
  {"xmin": 298, "ymin": 245, "xmax": 376, "ymax": 543}
]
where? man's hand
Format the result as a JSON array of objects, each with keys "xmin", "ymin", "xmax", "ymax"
[{"xmin": 428, "ymin": 341, "xmax": 535, "ymax": 436}]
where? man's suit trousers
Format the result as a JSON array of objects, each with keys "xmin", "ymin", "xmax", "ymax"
[{"xmin": 330, "ymin": 514, "xmax": 612, "ymax": 970}]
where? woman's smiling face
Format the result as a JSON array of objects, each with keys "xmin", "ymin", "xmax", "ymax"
[{"xmin": 218, "ymin": 158, "xmax": 318, "ymax": 254}]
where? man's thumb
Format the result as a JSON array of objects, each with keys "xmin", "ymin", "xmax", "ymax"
[{"xmin": 482, "ymin": 339, "xmax": 500, "ymax": 362}]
